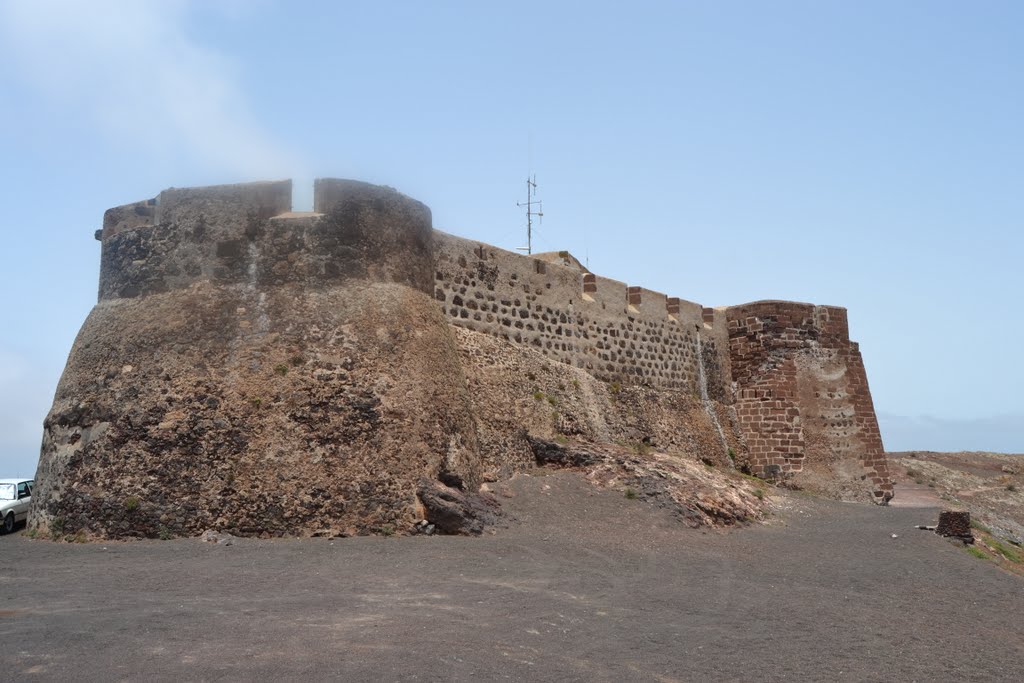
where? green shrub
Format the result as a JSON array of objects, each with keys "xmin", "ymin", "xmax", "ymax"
[
  {"xmin": 158, "ymin": 526, "xmax": 173, "ymax": 541},
  {"xmin": 727, "ymin": 448, "xmax": 736, "ymax": 463},
  {"xmin": 546, "ymin": 395, "xmax": 560, "ymax": 407},
  {"xmin": 752, "ymin": 488, "xmax": 765, "ymax": 500},
  {"xmin": 533, "ymin": 391, "xmax": 544, "ymax": 401},
  {"xmin": 624, "ymin": 487, "xmax": 639, "ymax": 500},
  {"xmin": 274, "ymin": 364, "xmax": 289, "ymax": 376},
  {"xmin": 609, "ymin": 381, "xmax": 621, "ymax": 395},
  {"xmin": 124, "ymin": 496, "xmax": 140, "ymax": 512}
]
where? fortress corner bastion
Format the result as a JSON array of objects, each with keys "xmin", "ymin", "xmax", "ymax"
[{"xmin": 31, "ymin": 180, "xmax": 892, "ymax": 539}]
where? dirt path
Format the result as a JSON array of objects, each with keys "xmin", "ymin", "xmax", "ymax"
[
  {"xmin": 1, "ymin": 472, "xmax": 1022, "ymax": 682},
  {"xmin": 889, "ymin": 480, "xmax": 944, "ymax": 508}
]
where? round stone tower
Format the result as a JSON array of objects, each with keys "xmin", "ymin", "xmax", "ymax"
[{"xmin": 32, "ymin": 180, "xmax": 482, "ymax": 539}]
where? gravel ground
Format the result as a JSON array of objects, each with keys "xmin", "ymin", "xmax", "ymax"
[{"xmin": 2, "ymin": 471, "xmax": 1022, "ymax": 682}]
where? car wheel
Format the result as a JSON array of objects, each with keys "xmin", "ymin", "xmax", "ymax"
[{"xmin": 2, "ymin": 513, "xmax": 13, "ymax": 534}]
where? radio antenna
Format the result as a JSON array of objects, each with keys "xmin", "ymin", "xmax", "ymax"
[{"xmin": 516, "ymin": 175, "xmax": 543, "ymax": 255}]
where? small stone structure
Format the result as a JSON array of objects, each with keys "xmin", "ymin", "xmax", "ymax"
[
  {"xmin": 30, "ymin": 179, "xmax": 893, "ymax": 539},
  {"xmin": 936, "ymin": 510, "xmax": 973, "ymax": 542}
]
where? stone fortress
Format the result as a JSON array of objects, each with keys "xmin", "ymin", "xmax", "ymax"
[{"xmin": 30, "ymin": 180, "xmax": 892, "ymax": 539}]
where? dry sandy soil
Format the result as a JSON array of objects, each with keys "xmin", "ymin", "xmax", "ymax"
[
  {"xmin": 2, "ymin": 470, "xmax": 1022, "ymax": 682},
  {"xmin": 889, "ymin": 451, "xmax": 1024, "ymax": 543}
]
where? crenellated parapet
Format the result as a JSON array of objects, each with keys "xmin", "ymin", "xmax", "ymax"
[{"xmin": 432, "ymin": 231, "xmax": 732, "ymax": 400}]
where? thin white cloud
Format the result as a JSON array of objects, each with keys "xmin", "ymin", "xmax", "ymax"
[{"xmin": 0, "ymin": 0, "xmax": 302, "ymax": 179}]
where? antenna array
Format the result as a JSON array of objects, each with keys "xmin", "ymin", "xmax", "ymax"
[{"xmin": 516, "ymin": 176, "xmax": 543, "ymax": 255}]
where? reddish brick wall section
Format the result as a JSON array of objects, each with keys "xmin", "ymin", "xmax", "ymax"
[{"xmin": 726, "ymin": 301, "xmax": 893, "ymax": 503}]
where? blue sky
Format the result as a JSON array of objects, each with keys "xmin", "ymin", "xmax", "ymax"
[{"xmin": 1, "ymin": 0, "xmax": 1021, "ymax": 474}]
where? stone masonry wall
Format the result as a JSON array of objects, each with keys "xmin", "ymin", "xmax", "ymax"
[
  {"xmin": 433, "ymin": 231, "xmax": 732, "ymax": 402},
  {"xmin": 726, "ymin": 301, "xmax": 892, "ymax": 502}
]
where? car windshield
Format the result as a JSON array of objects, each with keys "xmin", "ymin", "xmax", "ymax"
[{"xmin": 0, "ymin": 484, "xmax": 14, "ymax": 500}]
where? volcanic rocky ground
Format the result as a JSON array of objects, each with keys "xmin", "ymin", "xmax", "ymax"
[{"xmin": 2, "ymin": 469, "xmax": 1023, "ymax": 682}]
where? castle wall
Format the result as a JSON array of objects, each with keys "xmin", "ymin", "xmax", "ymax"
[
  {"xmin": 433, "ymin": 231, "xmax": 732, "ymax": 401},
  {"xmin": 34, "ymin": 180, "xmax": 482, "ymax": 539},
  {"xmin": 34, "ymin": 179, "xmax": 896, "ymax": 541},
  {"xmin": 97, "ymin": 180, "xmax": 435, "ymax": 302},
  {"xmin": 725, "ymin": 301, "xmax": 892, "ymax": 502}
]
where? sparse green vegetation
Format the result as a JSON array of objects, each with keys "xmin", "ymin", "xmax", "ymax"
[
  {"xmin": 546, "ymin": 395, "xmax": 560, "ymax": 407},
  {"xmin": 624, "ymin": 487, "xmax": 639, "ymax": 500},
  {"xmin": 609, "ymin": 381, "xmax": 621, "ymax": 395},
  {"xmin": 970, "ymin": 518, "xmax": 992, "ymax": 533},
  {"xmin": 990, "ymin": 539, "xmax": 1022, "ymax": 563},
  {"xmin": 158, "ymin": 526, "xmax": 173, "ymax": 541},
  {"xmin": 572, "ymin": 379, "xmax": 580, "ymax": 390},
  {"xmin": 554, "ymin": 435, "xmax": 568, "ymax": 445},
  {"xmin": 966, "ymin": 546, "xmax": 989, "ymax": 560},
  {"xmin": 380, "ymin": 525, "xmax": 395, "ymax": 537},
  {"xmin": 727, "ymin": 448, "xmax": 736, "ymax": 463},
  {"xmin": 250, "ymin": 397, "xmax": 263, "ymax": 408},
  {"xmin": 752, "ymin": 488, "xmax": 765, "ymax": 500},
  {"xmin": 631, "ymin": 442, "xmax": 651, "ymax": 456},
  {"xmin": 533, "ymin": 391, "xmax": 544, "ymax": 401},
  {"xmin": 905, "ymin": 468, "xmax": 920, "ymax": 478},
  {"xmin": 274, "ymin": 364, "xmax": 289, "ymax": 376},
  {"xmin": 124, "ymin": 496, "xmax": 140, "ymax": 512}
]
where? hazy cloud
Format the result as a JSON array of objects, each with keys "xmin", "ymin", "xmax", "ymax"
[
  {"xmin": 0, "ymin": 349, "xmax": 52, "ymax": 475},
  {"xmin": 0, "ymin": 0, "xmax": 302, "ymax": 178},
  {"xmin": 879, "ymin": 412, "xmax": 1024, "ymax": 455}
]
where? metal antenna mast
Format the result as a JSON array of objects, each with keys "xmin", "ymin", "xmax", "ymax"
[{"xmin": 516, "ymin": 175, "xmax": 543, "ymax": 255}]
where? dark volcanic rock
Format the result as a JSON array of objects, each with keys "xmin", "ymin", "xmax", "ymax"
[{"xmin": 417, "ymin": 480, "xmax": 502, "ymax": 535}]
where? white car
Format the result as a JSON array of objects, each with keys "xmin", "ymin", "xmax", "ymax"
[{"xmin": 0, "ymin": 478, "xmax": 33, "ymax": 534}]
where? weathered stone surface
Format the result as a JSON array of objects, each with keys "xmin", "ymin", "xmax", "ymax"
[
  {"xmin": 33, "ymin": 180, "xmax": 480, "ymax": 540},
  {"xmin": 416, "ymin": 479, "xmax": 502, "ymax": 535},
  {"xmin": 726, "ymin": 301, "xmax": 892, "ymax": 503},
  {"xmin": 31, "ymin": 179, "xmax": 892, "ymax": 540},
  {"xmin": 525, "ymin": 436, "xmax": 768, "ymax": 527},
  {"xmin": 936, "ymin": 510, "xmax": 973, "ymax": 542}
]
